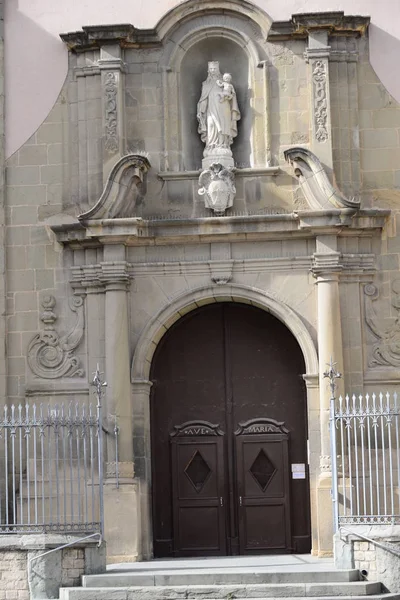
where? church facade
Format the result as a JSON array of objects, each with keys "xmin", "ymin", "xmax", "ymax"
[{"xmin": 2, "ymin": 0, "xmax": 400, "ymax": 563}]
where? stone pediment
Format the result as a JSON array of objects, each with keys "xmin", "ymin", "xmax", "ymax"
[
  {"xmin": 285, "ymin": 147, "xmax": 360, "ymax": 211},
  {"xmin": 78, "ymin": 154, "xmax": 150, "ymax": 221}
]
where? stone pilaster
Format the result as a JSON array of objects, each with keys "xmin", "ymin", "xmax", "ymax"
[
  {"xmin": 132, "ymin": 379, "xmax": 153, "ymax": 560},
  {"xmin": 0, "ymin": 1, "xmax": 5, "ymax": 407},
  {"xmin": 305, "ymin": 30, "xmax": 333, "ymax": 172},
  {"xmin": 100, "ymin": 248, "xmax": 133, "ymax": 471},
  {"xmin": 99, "ymin": 45, "xmax": 126, "ymax": 182},
  {"xmin": 312, "ymin": 235, "xmax": 344, "ymax": 555}
]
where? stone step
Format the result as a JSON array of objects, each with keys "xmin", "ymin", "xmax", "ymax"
[
  {"xmin": 62, "ymin": 596, "xmax": 398, "ymax": 600},
  {"xmin": 82, "ymin": 569, "xmax": 361, "ymax": 587},
  {"xmin": 60, "ymin": 581, "xmax": 383, "ymax": 600}
]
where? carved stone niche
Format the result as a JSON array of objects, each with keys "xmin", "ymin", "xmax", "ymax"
[
  {"xmin": 79, "ymin": 154, "xmax": 151, "ymax": 221},
  {"xmin": 158, "ymin": 2, "xmax": 271, "ymax": 172}
]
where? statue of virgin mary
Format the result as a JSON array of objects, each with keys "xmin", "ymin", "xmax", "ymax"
[{"xmin": 197, "ymin": 61, "xmax": 240, "ymax": 162}]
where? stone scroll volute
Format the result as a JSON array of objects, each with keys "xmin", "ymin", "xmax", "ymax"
[
  {"xmin": 364, "ymin": 282, "xmax": 400, "ymax": 368},
  {"xmin": 27, "ymin": 295, "xmax": 85, "ymax": 379}
]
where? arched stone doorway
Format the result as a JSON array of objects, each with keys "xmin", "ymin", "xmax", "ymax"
[{"xmin": 150, "ymin": 302, "xmax": 311, "ymax": 557}]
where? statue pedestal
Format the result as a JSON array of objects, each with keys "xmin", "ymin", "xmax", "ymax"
[{"xmin": 202, "ymin": 150, "xmax": 234, "ymax": 171}]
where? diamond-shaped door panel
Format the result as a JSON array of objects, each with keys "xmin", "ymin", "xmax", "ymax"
[
  {"xmin": 184, "ymin": 450, "xmax": 212, "ymax": 493},
  {"xmin": 249, "ymin": 449, "xmax": 276, "ymax": 492}
]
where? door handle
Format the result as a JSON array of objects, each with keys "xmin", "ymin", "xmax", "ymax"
[
  {"xmin": 239, "ymin": 496, "xmax": 243, "ymax": 506},
  {"xmin": 220, "ymin": 497, "xmax": 224, "ymax": 507}
]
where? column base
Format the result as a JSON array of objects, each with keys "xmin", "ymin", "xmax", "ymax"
[
  {"xmin": 316, "ymin": 475, "xmax": 334, "ymax": 556},
  {"xmin": 104, "ymin": 478, "xmax": 141, "ymax": 563}
]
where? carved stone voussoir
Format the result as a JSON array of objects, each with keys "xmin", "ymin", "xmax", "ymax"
[
  {"xmin": 198, "ymin": 163, "xmax": 236, "ymax": 216},
  {"xmin": 27, "ymin": 296, "xmax": 85, "ymax": 379}
]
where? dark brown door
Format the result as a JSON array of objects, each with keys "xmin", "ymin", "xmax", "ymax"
[
  {"xmin": 235, "ymin": 420, "xmax": 291, "ymax": 554},
  {"xmin": 170, "ymin": 422, "xmax": 226, "ymax": 556},
  {"xmin": 150, "ymin": 303, "xmax": 310, "ymax": 557}
]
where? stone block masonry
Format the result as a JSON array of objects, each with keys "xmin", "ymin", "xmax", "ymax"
[
  {"xmin": 0, "ymin": 536, "xmax": 106, "ymax": 600},
  {"xmin": 0, "ymin": 550, "xmax": 29, "ymax": 600}
]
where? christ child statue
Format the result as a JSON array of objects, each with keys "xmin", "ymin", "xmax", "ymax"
[{"xmin": 217, "ymin": 73, "xmax": 235, "ymax": 102}]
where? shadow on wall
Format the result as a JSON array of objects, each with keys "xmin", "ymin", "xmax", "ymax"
[
  {"xmin": 369, "ymin": 24, "xmax": 400, "ymax": 104},
  {"xmin": 4, "ymin": 0, "xmax": 68, "ymax": 158},
  {"xmin": 180, "ymin": 37, "xmax": 252, "ymax": 171}
]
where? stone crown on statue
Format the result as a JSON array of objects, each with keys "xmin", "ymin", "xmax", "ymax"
[{"xmin": 208, "ymin": 61, "xmax": 220, "ymax": 71}]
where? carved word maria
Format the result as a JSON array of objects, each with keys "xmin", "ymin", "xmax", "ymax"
[
  {"xmin": 245, "ymin": 424, "xmax": 280, "ymax": 434},
  {"xmin": 27, "ymin": 295, "xmax": 85, "ymax": 379}
]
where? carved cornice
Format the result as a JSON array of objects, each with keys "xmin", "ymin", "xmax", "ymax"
[
  {"xmin": 60, "ymin": 1, "xmax": 272, "ymax": 52},
  {"xmin": 285, "ymin": 147, "xmax": 360, "ymax": 210},
  {"xmin": 157, "ymin": 167, "xmax": 280, "ymax": 181},
  {"xmin": 267, "ymin": 12, "xmax": 370, "ymax": 41},
  {"xmin": 51, "ymin": 208, "xmax": 390, "ymax": 248},
  {"xmin": 79, "ymin": 154, "xmax": 151, "ymax": 221},
  {"xmin": 60, "ymin": 24, "xmax": 160, "ymax": 52}
]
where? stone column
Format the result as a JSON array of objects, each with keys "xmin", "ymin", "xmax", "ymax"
[
  {"xmin": 132, "ymin": 379, "xmax": 153, "ymax": 560},
  {"xmin": 101, "ymin": 245, "xmax": 138, "ymax": 562},
  {"xmin": 303, "ymin": 373, "xmax": 320, "ymax": 556},
  {"xmin": 98, "ymin": 44, "xmax": 126, "ymax": 182},
  {"xmin": 313, "ymin": 235, "xmax": 344, "ymax": 555},
  {"xmin": 305, "ymin": 30, "xmax": 333, "ymax": 173}
]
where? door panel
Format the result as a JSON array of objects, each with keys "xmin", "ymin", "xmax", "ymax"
[
  {"xmin": 236, "ymin": 426, "xmax": 291, "ymax": 554},
  {"xmin": 171, "ymin": 431, "xmax": 226, "ymax": 556}
]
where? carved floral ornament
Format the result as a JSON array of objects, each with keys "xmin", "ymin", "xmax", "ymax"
[
  {"xmin": 364, "ymin": 282, "xmax": 400, "ymax": 368},
  {"xmin": 27, "ymin": 295, "xmax": 85, "ymax": 379},
  {"xmin": 104, "ymin": 71, "xmax": 118, "ymax": 154},
  {"xmin": 312, "ymin": 60, "xmax": 328, "ymax": 143}
]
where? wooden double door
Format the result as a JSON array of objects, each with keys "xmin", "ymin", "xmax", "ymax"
[{"xmin": 150, "ymin": 303, "xmax": 310, "ymax": 557}]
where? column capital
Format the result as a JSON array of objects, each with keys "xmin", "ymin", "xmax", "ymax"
[
  {"xmin": 70, "ymin": 261, "xmax": 132, "ymax": 292},
  {"xmin": 131, "ymin": 379, "xmax": 153, "ymax": 393},
  {"xmin": 312, "ymin": 252, "xmax": 342, "ymax": 279},
  {"xmin": 303, "ymin": 373, "xmax": 319, "ymax": 389}
]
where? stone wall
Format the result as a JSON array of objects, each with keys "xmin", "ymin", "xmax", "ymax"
[
  {"xmin": 0, "ymin": 536, "xmax": 105, "ymax": 600},
  {"xmin": 335, "ymin": 528, "xmax": 400, "ymax": 593},
  {"xmin": 3, "ymin": 5, "xmax": 400, "ymax": 562},
  {"xmin": 0, "ymin": 550, "xmax": 29, "ymax": 600}
]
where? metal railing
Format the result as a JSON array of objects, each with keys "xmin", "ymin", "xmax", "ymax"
[
  {"xmin": 0, "ymin": 369, "xmax": 106, "ymax": 535},
  {"xmin": 330, "ymin": 391, "xmax": 400, "ymax": 530}
]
